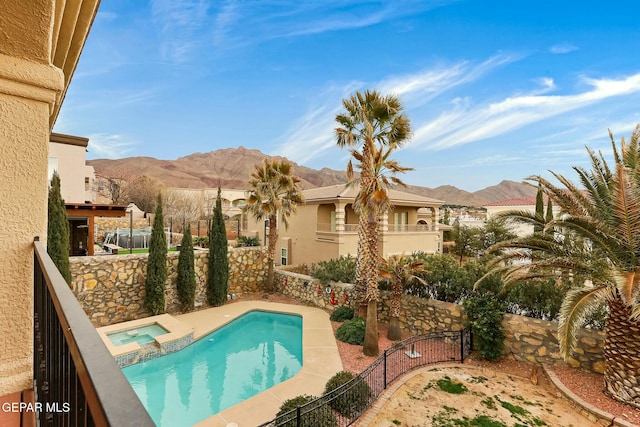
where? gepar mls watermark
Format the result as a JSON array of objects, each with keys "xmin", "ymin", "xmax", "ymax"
[{"xmin": 2, "ymin": 402, "xmax": 70, "ymax": 413}]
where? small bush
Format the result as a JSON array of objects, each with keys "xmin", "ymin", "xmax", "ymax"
[
  {"xmin": 323, "ymin": 371, "xmax": 370, "ymax": 417},
  {"xmin": 330, "ymin": 306, "xmax": 354, "ymax": 322},
  {"xmin": 463, "ymin": 296, "xmax": 505, "ymax": 361},
  {"xmin": 310, "ymin": 255, "xmax": 356, "ymax": 285},
  {"xmin": 275, "ymin": 394, "xmax": 336, "ymax": 427},
  {"xmin": 236, "ymin": 235, "xmax": 260, "ymax": 247},
  {"xmin": 336, "ymin": 317, "xmax": 365, "ymax": 345}
]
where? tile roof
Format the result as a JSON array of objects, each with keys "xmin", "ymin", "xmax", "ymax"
[
  {"xmin": 483, "ymin": 197, "xmax": 538, "ymax": 207},
  {"xmin": 302, "ymin": 184, "xmax": 444, "ymax": 205}
]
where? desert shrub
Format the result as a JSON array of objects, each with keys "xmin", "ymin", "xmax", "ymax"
[
  {"xmin": 275, "ymin": 395, "xmax": 336, "ymax": 427},
  {"xmin": 503, "ymin": 279, "xmax": 568, "ymax": 321},
  {"xmin": 335, "ymin": 317, "xmax": 365, "ymax": 345},
  {"xmin": 463, "ymin": 296, "xmax": 505, "ymax": 361},
  {"xmin": 195, "ymin": 236, "xmax": 208, "ymax": 247},
  {"xmin": 236, "ymin": 235, "xmax": 260, "ymax": 247},
  {"xmin": 310, "ymin": 255, "xmax": 356, "ymax": 285},
  {"xmin": 330, "ymin": 306, "xmax": 354, "ymax": 322},
  {"xmin": 323, "ymin": 371, "xmax": 370, "ymax": 417}
]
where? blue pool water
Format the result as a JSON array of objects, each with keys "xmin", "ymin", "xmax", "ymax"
[
  {"xmin": 122, "ymin": 310, "xmax": 303, "ymax": 426},
  {"xmin": 108, "ymin": 324, "xmax": 168, "ymax": 346}
]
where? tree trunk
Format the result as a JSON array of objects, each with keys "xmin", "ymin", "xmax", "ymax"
[
  {"xmin": 387, "ymin": 316, "xmax": 401, "ymax": 341},
  {"xmin": 363, "ymin": 300, "xmax": 379, "ymax": 356},
  {"xmin": 388, "ymin": 278, "xmax": 402, "ymax": 340},
  {"xmin": 265, "ymin": 215, "xmax": 278, "ymax": 292},
  {"xmin": 603, "ymin": 297, "xmax": 640, "ymax": 409},
  {"xmin": 353, "ymin": 213, "xmax": 368, "ymax": 318}
]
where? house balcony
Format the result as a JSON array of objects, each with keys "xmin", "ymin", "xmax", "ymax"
[
  {"xmin": 30, "ymin": 238, "xmax": 153, "ymax": 426},
  {"xmin": 316, "ymin": 223, "xmax": 435, "ymax": 233}
]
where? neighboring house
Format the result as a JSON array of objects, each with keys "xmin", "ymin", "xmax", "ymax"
[
  {"xmin": 48, "ymin": 132, "xmax": 128, "ymax": 256},
  {"xmin": 49, "ymin": 132, "xmax": 96, "ymax": 203},
  {"xmin": 0, "ymin": 0, "xmax": 101, "ymax": 400},
  {"xmin": 246, "ymin": 184, "xmax": 445, "ymax": 266},
  {"xmin": 484, "ymin": 196, "xmax": 560, "ymax": 237}
]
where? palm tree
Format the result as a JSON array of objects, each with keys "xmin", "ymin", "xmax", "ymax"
[
  {"xmin": 244, "ymin": 159, "xmax": 304, "ymax": 292},
  {"xmin": 379, "ymin": 254, "xmax": 426, "ymax": 340},
  {"xmin": 479, "ymin": 126, "xmax": 640, "ymax": 408},
  {"xmin": 335, "ymin": 89, "xmax": 412, "ymax": 356}
]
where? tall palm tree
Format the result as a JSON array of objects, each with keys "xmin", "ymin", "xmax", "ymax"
[
  {"xmin": 480, "ymin": 126, "xmax": 640, "ymax": 408},
  {"xmin": 244, "ymin": 159, "xmax": 304, "ymax": 292},
  {"xmin": 335, "ymin": 89, "xmax": 411, "ymax": 356},
  {"xmin": 379, "ymin": 254, "xmax": 426, "ymax": 340}
]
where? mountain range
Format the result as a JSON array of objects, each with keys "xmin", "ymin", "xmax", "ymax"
[{"xmin": 88, "ymin": 147, "xmax": 537, "ymax": 206}]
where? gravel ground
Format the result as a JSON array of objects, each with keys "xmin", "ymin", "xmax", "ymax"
[{"xmin": 235, "ymin": 292, "xmax": 640, "ymax": 425}]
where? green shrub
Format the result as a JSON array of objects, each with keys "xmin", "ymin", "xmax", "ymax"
[
  {"xmin": 323, "ymin": 371, "xmax": 370, "ymax": 417},
  {"xmin": 330, "ymin": 306, "xmax": 354, "ymax": 322},
  {"xmin": 194, "ymin": 236, "xmax": 208, "ymax": 247},
  {"xmin": 336, "ymin": 317, "xmax": 365, "ymax": 345},
  {"xmin": 236, "ymin": 235, "xmax": 260, "ymax": 247},
  {"xmin": 275, "ymin": 395, "xmax": 336, "ymax": 427},
  {"xmin": 463, "ymin": 296, "xmax": 505, "ymax": 361},
  {"xmin": 310, "ymin": 255, "xmax": 356, "ymax": 285},
  {"xmin": 503, "ymin": 279, "xmax": 568, "ymax": 321}
]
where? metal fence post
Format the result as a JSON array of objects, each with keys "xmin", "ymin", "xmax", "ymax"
[
  {"xmin": 296, "ymin": 406, "xmax": 301, "ymax": 427},
  {"xmin": 383, "ymin": 349, "xmax": 387, "ymax": 389},
  {"xmin": 460, "ymin": 329, "xmax": 464, "ymax": 362}
]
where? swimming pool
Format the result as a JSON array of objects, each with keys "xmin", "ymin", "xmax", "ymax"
[{"xmin": 122, "ymin": 310, "xmax": 303, "ymax": 426}]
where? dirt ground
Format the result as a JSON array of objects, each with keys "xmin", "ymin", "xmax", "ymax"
[{"xmin": 366, "ymin": 363, "xmax": 596, "ymax": 427}]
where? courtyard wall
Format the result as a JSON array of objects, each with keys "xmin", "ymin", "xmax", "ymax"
[
  {"xmin": 70, "ymin": 247, "xmax": 267, "ymax": 326},
  {"xmin": 274, "ymin": 270, "xmax": 606, "ymax": 373}
]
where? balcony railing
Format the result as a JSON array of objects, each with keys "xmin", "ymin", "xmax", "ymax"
[
  {"xmin": 316, "ymin": 223, "xmax": 360, "ymax": 232},
  {"xmin": 388, "ymin": 224, "xmax": 433, "ymax": 232},
  {"xmin": 33, "ymin": 237, "xmax": 154, "ymax": 426},
  {"xmin": 316, "ymin": 223, "xmax": 434, "ymax": 233}
]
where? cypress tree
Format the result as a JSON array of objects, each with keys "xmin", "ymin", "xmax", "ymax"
[
  {"xmin": 534, "ymin": 185, "xmax": 544, "ymax": 233},
  {"xmin": 545, "ymin": 197, "xmax": 554, "ymax": 224},
  {"xmin": 207, "ymin": 187, "xmax": 228, "ymax": 306},
  {"xmin": 47, "ymin": 171, "xmax": 71, "ymax": 284},
  {"xmin": 177, "ymin": 225, "xmax": 196, "ymax": 311},
  {"xmin": 145, "ymin": 193, "xmax": 167, "ymax": 315}
]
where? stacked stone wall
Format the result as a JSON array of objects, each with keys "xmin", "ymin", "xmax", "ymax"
[
  {"xmin": 70, "ymin": 247, "xmax": 267, "ymax": 326},
  {"xmin": 274, "ymin": 270, "xmax": 605, "ymax": 373}
]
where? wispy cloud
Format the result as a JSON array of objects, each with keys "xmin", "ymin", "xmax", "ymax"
[
  {"xmin": 96, "ymin": 11, "xmax": 118, "ymax": 22},
  {"xmin": 210, "ymin": 0, "xmax": 457, "ymax": 49},
  {"xmin": 415, "ymin": 72, "xmax": 640, "ymax": 150},
  {"xmin": 87, "ymin": 134, "xmax": 139, "ymax": 159},
  {"xmin": 550, "ymin": 43, "xmax": 578, "ymax": 54},
  {"xmin": 279, "ymin": 53, "xmax": 518, "ymax": 163},
  {"xmin": 150, "ymin": 0, "xmax": 210, "ymax": 63}
]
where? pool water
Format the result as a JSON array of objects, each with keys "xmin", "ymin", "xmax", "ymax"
[
  {"xmin": 107, "ymin": 323, "xmax": 169, "ymax": 346},
  {"xmin": 122, "ymin": 310, "xmax": 303, "ymax": 426}
]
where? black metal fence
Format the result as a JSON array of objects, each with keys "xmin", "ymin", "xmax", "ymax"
[
  {"xmin": 258, "ymin": 329, "xmax": 472, "ymax": 427},
  {"xmin": 33, "ymin": 238, "xmax": 154, "ymax": 426}
]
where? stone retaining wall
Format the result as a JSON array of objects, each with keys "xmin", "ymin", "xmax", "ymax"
[
  {"xmin": 274, "ymin": 270, "xmax": 605, "ymax": 373},
  {"xmin": 70, "ymin": 247, "xmax": 267, "ymax": 326}
]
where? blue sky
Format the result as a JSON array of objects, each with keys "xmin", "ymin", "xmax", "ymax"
[{"xmin": 55, "ymin": 0, "xmax": 640, "ymax": 192}]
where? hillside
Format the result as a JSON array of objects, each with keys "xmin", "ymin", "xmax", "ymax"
[{"xmin": 88, "ymin": 147, "xmax": 532, "ymax": 206}]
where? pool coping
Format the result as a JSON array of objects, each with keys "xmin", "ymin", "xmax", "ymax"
[{"xmin": 173, "ymin": 301, "xmax": 343, "ymax": 427}]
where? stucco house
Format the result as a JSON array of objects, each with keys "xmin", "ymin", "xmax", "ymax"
[
  {"xmin": 246, "ymin": 184, "xmax": 445, "ymax": 266},
  {"xmin": 1, "ymin": 1, "xmax": 151, "ymax": 424},
  {"xmin": 484, "ymin": 196, "xmax": 560, "ymax": 237}
]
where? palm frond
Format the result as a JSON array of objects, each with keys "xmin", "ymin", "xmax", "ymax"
[{"xmin": 558, "ymin": 285, "xmax": 615, "ymax": 359}]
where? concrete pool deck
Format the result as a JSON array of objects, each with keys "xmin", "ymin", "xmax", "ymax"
[{"xmin": 170, "ymin": 301, "xmax": 343, "ymax": 426}]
